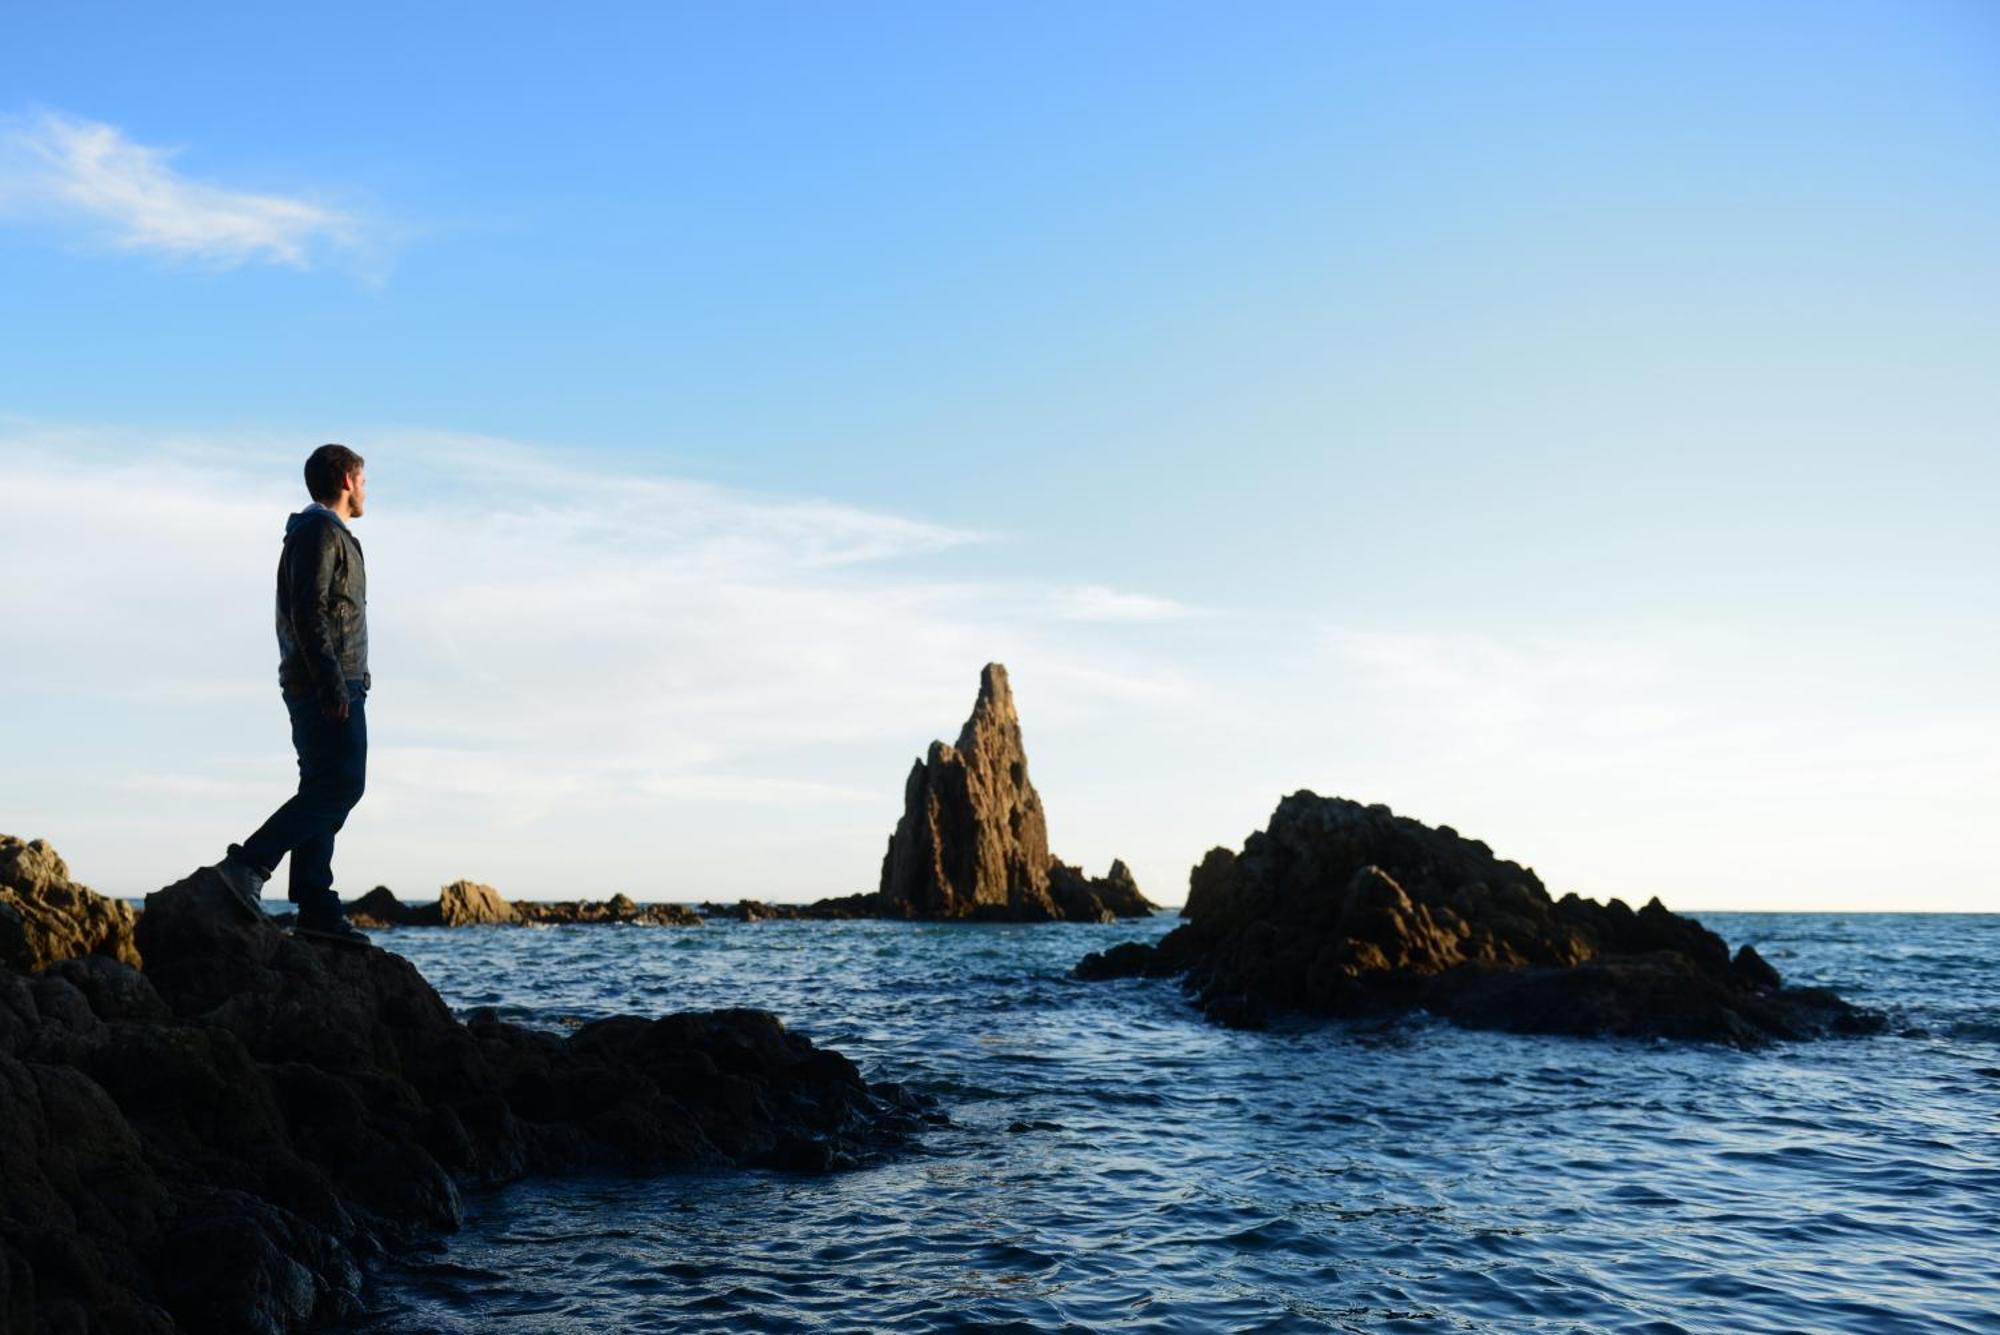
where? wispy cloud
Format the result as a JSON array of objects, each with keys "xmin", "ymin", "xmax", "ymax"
[
  {"xmin": 1049, "ymin": 584, "xmax": 1200, "ymax": 623},
  {"xmin": 0, "ymin": 111, "xmax": 363, "ymax": 269}
]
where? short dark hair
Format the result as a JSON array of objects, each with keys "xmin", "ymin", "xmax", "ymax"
[{"xmin": 304, "ymin": 444, "xmax": 365, "ymax": 502}]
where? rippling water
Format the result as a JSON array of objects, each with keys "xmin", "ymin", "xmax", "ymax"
[{"xmin": 343, "ymin": 913, "xmax": 2000, "ymax": 1333}]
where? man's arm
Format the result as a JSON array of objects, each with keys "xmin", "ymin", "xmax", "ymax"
[{"xmin": 284, "ymin": 519, "xmax": 350, "ymax": 718}]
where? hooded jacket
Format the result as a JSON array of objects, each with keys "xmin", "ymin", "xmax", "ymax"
[{"xmin": 275, "ymin": 506, "xmax": 369, "ymax": 708}]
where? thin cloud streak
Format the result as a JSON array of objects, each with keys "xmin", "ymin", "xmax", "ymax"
[{"xmin": 0, "ymin": 111, "xmax": 363, "ymax": 269}]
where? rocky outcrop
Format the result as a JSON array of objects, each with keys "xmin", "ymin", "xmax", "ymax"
[
  {"xmin": 437, "ymin": 879, "xmax": 514, "ymax": 926},
  {"xmin": 2, "ymin": 847, "xmax": 929, "ymax": 1334},
  {"xmin": 512, "ymin": 895, "xmax": 701, "ymax": 927},
  {"xmin": 345, "ymin": 884, "xmax": 702, "ymax": 929},
  {"xmin": 1048, "ymin": 858, "xmax": 1149, "ymax": 924},
  {"xmin": 0, "ymin": 834, "xmax": 140, "ymax": 972},
  {"xmin": 856, "ymin": 664, "xmax": 1152, "ymax": 922},
  {"xmin": 1076, "ymin": 792, "xmax": 1878, "ymax": 1045}
]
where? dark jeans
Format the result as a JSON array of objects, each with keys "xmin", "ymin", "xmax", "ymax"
[{"xmin": 235, "ymin": 681, "xmax": 368, "ymax": 913}]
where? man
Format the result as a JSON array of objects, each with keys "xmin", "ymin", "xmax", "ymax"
[{"xmin": 210, "ymin": 444, "xmax": 373, "ymax": 946}]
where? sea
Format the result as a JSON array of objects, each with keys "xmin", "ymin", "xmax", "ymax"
[{"xmin": 339, "ymin": 911, "xmax": 2000, "ymax": 1334}]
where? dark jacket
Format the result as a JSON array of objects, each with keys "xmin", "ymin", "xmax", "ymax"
[{"xmin": 276, "ymin": 506, "xmax": 369, "ymax": 708}]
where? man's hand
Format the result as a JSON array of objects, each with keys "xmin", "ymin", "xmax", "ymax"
[{"xmin": 321, "ymin": 696, "xmax": 350, "ymax": 723}]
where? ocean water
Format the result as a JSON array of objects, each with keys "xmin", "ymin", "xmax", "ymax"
[{"xmin": 343, "ymin": 912, "xmax": 2000, "ymax": 1334}]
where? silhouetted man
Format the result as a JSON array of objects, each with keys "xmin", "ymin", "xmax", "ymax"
[{"xmin": 211, "ymin": 444, "xmax": 373, "ymax": 945}]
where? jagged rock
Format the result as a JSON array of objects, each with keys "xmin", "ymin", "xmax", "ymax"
[
  {"xmin": 435, "ymin": 880, "xmax": 516, "ymax": 926},
  {"xmin": 2, "ymin": 846, "xmax": 929, "ymax": 1334},
  {"xmin": 1076, "ymin": 792, "xmax": 1878, "ymax": 1045},
  {"xmin": 512, "ymin": 895, "xmax": 701, "ymax": 927},
  {"xmin": 0, "ymin": 834, "xmax": 141, "ymax": 973},
  {"xmin": 861, "ymin": 664, "xmax": 1152, "ymax": 922},
  {"xmin": 1048, "ymin": 858, "xmax": 1150, "ymax": 924}
]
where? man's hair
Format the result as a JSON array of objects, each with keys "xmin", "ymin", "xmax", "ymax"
[{"xmin": 304, "ymin": 444, "xmax": 365, "ymax": 502}]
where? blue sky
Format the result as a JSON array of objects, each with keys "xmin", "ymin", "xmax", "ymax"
[{"xmin": 2, "ymin": 2, "xmax": 1995, "ymax": 909}]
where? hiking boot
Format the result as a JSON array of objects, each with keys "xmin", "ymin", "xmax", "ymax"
[
  {"xmin": 207, "ymin": 850, "xmax": 271, "ymax": 923},
  {"xmin": 294, "ymin": 906, "xmax": 372, "ymax": 949}
]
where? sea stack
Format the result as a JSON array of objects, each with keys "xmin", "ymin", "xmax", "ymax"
[
  {"xmin": 873, "ymin": 664, "xmax": 1150, "ymax": 923},
  {"xmin": 1076, "ymin": 791, "xmax": 1878, "ymax": 1045}
]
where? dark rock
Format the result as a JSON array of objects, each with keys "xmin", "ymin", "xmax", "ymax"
[
  {"xmin": 512, "ymin": 896, "xmax": 701, "ymax": 927},
  {"xmin": 344, "ymin": 886, "xmax": 414, "ymax": 929},
  {"xmin": 1048, "ymin": 858, "xmax": 1151, "ymax": 923},
  {"xmin": 1075, "ymin": 792, "xmax": 1878, "ymax": 1046},
  {"xmin": 853, "ymin": 663, "xmax": 1153, "ymax": 922},
  {"xmin": 2, "ymin": 846, "xmax": 926, "ymax": 1334}
]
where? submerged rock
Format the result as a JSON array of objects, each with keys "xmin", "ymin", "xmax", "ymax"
[
  {"xmin": 2, "ymin": 845, "xmax": 927, "ymax": 1333},
  {"xmin": 1075, "ymin": 792, "xmax": 1878, "ymax": 1045},
  {"xmin": 839, "ymin": 663, "xmax": 1153, "ymax": 923}
]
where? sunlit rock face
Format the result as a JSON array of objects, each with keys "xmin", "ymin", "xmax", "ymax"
[
  {"xmin": 873, "ymin": 663, "xmax": 1151, "ymax": 923},
  {"xmin": 0, "ymin": 834, "xmax": 140, "ymax": 973},
  {"xmin": 1076, "ymin": 792, "xmax": 1876, "ymax": 1045}
]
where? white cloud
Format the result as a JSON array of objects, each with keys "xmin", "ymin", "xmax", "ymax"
[
  {"xmin": 0, "ymin": 112, "xmax": 362, "ymax": 269},
  {"xmin": 1049, "ymin": 584, "xmax": 1200, "ymax": 623}
]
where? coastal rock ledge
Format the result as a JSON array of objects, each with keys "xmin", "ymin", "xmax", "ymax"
[
  {"xmin": 1076, "ymin": 792, "xmax": 1880, "ymax": 1045},
  {"xmin": 0, "ymin": 842, "xmax": 929, "ymax": 1334}
]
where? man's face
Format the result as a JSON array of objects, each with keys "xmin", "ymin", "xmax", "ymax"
[{"xmin": 346, "ymin": 467, "xmax": 367, "ymax": 518}]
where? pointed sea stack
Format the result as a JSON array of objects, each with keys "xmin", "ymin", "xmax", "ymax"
[
  {"xmin": 868, "ymin": 664, "xmax": 1151, "ymax": 923},
  {"xmin": 1076, "ymin": 792, "xmax": 1879, "ymax": 1045}
]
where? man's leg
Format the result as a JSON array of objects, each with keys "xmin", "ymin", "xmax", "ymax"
[{"xmin": 240, "ymin": 684, "xmax": 367, "ymax": 914}]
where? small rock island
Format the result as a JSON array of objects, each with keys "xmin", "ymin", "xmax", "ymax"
[
  {"xmin": 1077, "ymin": 792, "xmax": 1879, "ymax": 1045},
  {"xmin": 721, "ymin": 663, "xmax": 1152, "ymax": 924},
  {"xmin": 814, "ymin": 663, "xmax": 1152, "ymax": 922}
]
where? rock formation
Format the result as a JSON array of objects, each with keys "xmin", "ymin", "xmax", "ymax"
[
  {"xmin": 436, "ymin": 879, "xmax": 515, "ymax": 926},
  {"xmin": 1076, "ymin": 792, "xmax": 1878, "ymax": 1045},
  {"xmin": 0, "ymin": 839, "xmax": 927, "ymax": 1333},
  {"xmin": 345, "ymin": 883, "xmax": 702, "ymax": 929},
  {"xmin": 0, "ymin": 835, "xmax": 140, "ymax": 972},
  {"xmin": 853, "ymin": 663, "xmax": 1152, "ymax": 922}
]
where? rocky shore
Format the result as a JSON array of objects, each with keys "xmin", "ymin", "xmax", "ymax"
[
  {"xmin": 345, "ymin": 880, "xmax": 701, "ymax": 929},
  {"xmin": 0, "ymin": 839, "xmax": 929, "ymax": 1334},
  {"xmin": 1077, "ymin": 792, "xmax": 1880, "ymax": 1045}
]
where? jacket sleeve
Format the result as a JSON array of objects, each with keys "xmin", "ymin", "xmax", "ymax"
[{"xmin": 284, "ymin": 519, "xmax": 349, "ymax": 710}]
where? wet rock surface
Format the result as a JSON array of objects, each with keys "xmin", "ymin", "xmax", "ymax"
[
  {"xmin": 1076, "ymin": 793, "xmax": 1879, "ymax": 1045},
  {"xmin": 834, "ymin": 663, "xmax": 1153, "ymax": 923},
  {"xmin": 0, "ymin": 845, "xmax": 926, "ymax": 1334}
]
